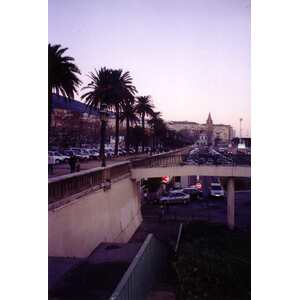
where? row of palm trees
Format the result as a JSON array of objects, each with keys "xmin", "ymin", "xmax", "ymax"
[{"xmin": 48, "ymin": 43, "xmax": 173, "ymax": 155}]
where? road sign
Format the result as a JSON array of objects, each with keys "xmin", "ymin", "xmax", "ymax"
[{"xmin": 162, "ymin": 176, "xmax": 170, "ymax": 184}]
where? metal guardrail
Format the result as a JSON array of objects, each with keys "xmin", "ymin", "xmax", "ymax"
[
  {"xmin": 174, "ymin": 223, "xmax": 183, "ymax": 254},
  {"xmin": 109, "ymin": 234, "xmax": 168, "ymax": 300}
]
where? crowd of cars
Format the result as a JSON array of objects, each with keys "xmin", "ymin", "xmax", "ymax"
[
  {"xmin": 184, "ymin": 146, "xmax": 251, "ymax": 166},
  {"xmin": 48, "ymin": 146, "xmax": 170, "ymax": 165},
  {"xmin": 155, "ymin": 181, "xmax": 225, "ymax": 205},
  {"xmin": 48, "ymin": 148, "xmax": 100, "ymax": 164}
]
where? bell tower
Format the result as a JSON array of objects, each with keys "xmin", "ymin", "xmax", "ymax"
[{"xmin": 206, "ymin": 112, "xmax": 214, "ymax": 146}]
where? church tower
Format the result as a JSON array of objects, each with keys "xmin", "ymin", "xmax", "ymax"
[{"xmin": 206, "ymin": 112, "xmax": 214, "ymax": 146}]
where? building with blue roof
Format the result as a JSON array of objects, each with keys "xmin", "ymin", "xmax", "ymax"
[{"xmin": 50, "ymin": 94, "xmax": 125, "ymax": 148}]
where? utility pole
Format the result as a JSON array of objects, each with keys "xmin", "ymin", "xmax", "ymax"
[{"xmin": 239, "ymin": 118, "xmax": 243, "ymax": 142}]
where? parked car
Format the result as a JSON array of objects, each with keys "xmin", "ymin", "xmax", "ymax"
[
  {"xmin": 62, "ymin": 150, "xmax": 77, "ymax": 157},
  {"xmin": 209, "ymin": 183, "xmax": 225, "ymax": 198},
  {"xmin": 57, "ymin": 151, "xmax": 70, "ymax": 163},
  {"xmin": 128, "ymin": 148, "xmax": 135, "ymax": 154},
  {"xmin": 48, "ymin": 151, "xmax": 68, "ymax": 164},
  {"xmin": 86, "ymin": 149, "xmax": 100, "ymax": 160},
  {"xmin": 74, "ymin": 149, "xmax": 90, "ymax": 160},
  {"xmin": 160, "ymin": 192, "xmax": 190, "ymax": 204},
  {"xmin": 105, "ymin": 149, "xmax": 114, "ymax": 159},
  {"xmin": 116, "ymin": 150, "xmax": 125, "ymax": 156},
  {"xmin": 64, "ymin": 149, "xmax": 88, "ymax": 161},
  {"xmin": 182, "ymin": 187, "xmax": 202, "ymax": 200}
]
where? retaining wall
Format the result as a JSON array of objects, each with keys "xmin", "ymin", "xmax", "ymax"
[{"xmin": 49, "ymin": 177, "xmax": 142, "ymax": 257}]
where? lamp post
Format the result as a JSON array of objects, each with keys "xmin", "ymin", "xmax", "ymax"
[
  {"xmin": 239, "ymin": 118, "xmax": 243, "ymax": 143},
  {"xmin": 100, "ymin": 103, "xmax": 109, "ymax": 167}
]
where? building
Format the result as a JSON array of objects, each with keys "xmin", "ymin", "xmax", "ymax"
[
  {"xmin": 166, "ymin": 121, "xmax": 200, "ymax": 133},
  {"xmin": 197, "ymin": 113, "xmax": 234, "ymax": 146},
  {"xmin": 167, "ymin": 114, "xmax": 233, "ymax": 146},
  {"xmin": 198, "ymin": 131, "xmax": 208, "ymax": 146},
  {"xmin": 50, "ymin": 94, "xmax": 126, "ymax": 147}
]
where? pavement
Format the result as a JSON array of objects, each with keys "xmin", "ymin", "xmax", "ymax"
[
  {"xmin": 48, "ymin": 153, "xmax": 149, "ymax": 178},
  {"xmin": 49, "ymin": 242, "xmax": 143, "ymax": 300},
  {"xmin": 48, "ymin": 257, "xmax": 85, "ymax": 291},
  {"xmin": 142, "ymin": 190, "xmax": 251, "ymax": 231},
  {"xmin": 48, "ymin": 171, "xmax": 250, "ymax": 299}
]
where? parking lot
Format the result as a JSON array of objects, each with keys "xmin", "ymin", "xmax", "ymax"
[
  {"xmin": 142, "ymin": 190, "xmax": 251, "ymax": 230},
  {"xmin": 185, "ymin": 147, "xmax": 251, "ymax": 166}
]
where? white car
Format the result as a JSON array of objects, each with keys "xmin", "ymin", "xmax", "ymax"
[
  {"xmin": 79, "ymin": 149, "xmax": 92, "ymax": 160},
  {"xmin": 160, "ymin": 192, "xmax": 190, "ymax": 204},
  {"xmin": 105, "ymin": 149, "xmax": 114, "ymax": 158},
  {"xmin": 86, "ymin": 149, "xmax": 100, "ymax": 160},
  {"xmin": 68, "ymin": 148, "xmax": 89, "ymax": 161},
  {"xmin": 48, "ymin": 151, "xmax": 69, "ymax": 164},
  {"xmin": 210, "ymin": 183, "xmax": 225, "ymax": 198}
]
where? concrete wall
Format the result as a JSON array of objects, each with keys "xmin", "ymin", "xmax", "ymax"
[
  {"xmin": 49, "ymin": 177, "xmax": 142, "ymax": 258},
  {"xmin": 131, "ymin": 165, "xmax": 251, "ymax": 180}
]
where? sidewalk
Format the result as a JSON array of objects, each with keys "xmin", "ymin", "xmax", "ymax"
[
  {"xmin": 48, "ymin": 153, "xmax": 150, "ymax": 178},
  {"xmin": 49, "ymin": 242, "xmax": 142, "ymax": 300}
]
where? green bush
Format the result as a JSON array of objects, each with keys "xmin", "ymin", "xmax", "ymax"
[{"xmin": 173, "ymin": 222, "xmax": 250, "ymax": 300}]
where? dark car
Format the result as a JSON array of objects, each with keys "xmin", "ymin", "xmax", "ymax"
[
  {"xmin": 184, "ymin": 185, "xmax": 204, "ymax": 199},
  {"xmin": 181, "ymin": 187, "xmax": 200, "ymax": 200}
]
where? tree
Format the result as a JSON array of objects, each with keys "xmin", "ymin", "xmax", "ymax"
[
  {"xmin": 120, "ymin": 98, "xmax": 139, "ymax": 152},
  {"xmin": 136, "ymin": 96, "xmax": 154, "ymax": 152},
  {"xmin": 82, "ymin": 68, "xmax": 137, "ymax": 155},
  {"xmin": 129, "ymin": 126, "xmax": 144, "ymax": 153},
  {"xmin": 81, "ymin": 68, "xmax": 113, "ymax": 165},
  {"xmin": 148, "ymin": 111, "xmax": 166, "ymax": 149},
  {"xmin": 48, "ymin": 43, "xmax": 81, "ymax": 134},
  {"xmin": 109, "ymin": 69, "xmax": 137, "ymax": 155}
]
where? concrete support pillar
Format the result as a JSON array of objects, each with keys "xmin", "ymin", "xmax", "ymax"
[
  {"xmin": 227, "ymin": 177, "xmax": 235, "ymax": 230},
  {"xmin": 136, "ymin": 180, "xmax": 142, "ymax": 206}
]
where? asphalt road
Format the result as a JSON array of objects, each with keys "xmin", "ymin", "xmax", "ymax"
[{"xmin": 142, "ymin": 190, "xmax": 251, "ymax": 230}]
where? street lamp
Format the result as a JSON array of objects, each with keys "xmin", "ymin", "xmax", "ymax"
[
  {"xmin": 239, "ymin": 118, "xmax": 243, "ymax": 143},
  {"xmin": 99, "ymin": 103, "xmax": 109, "ymax": 167}
]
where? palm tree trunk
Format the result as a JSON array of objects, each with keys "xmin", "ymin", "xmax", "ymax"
[
  {"xmin": 152, "ymin": 129, "xmax": 155, "ymax": 150},
  {"xmin": 126, "ymin": 117, "xmax": 130, "ymax": 153},
  {"xmin": 100, "ymin": 118, "xmax": 106, "ymax": 167},
  {"xmin": 114, "ymin": 103, "xmax": 120, "ymax": 156},
  {"xmin": 142, "ymin": 113, "xmax": 145, "ymax": 153},
  {"xmin": 48, "ymin": 88, "xmax": 52, "ymax": 143}
]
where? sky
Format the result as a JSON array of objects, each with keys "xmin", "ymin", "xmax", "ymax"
[{"xmin": 49, "ymin": 0, "xmax": 250, "ymax": 136}]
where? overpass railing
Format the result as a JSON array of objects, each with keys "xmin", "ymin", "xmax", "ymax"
[
  {"xmin": 131, "ymin": 146, "xmax": 192, "ymax": 169},
  {"xmin": 132, "ymin": 150, "xmax": 251, "ymax": 169},
  {"xmin": 48, "ymin": 146, "xmax": 192, "ymax": 204},
  {"xmin": 109, "ymin": 234, "xmax": 168, "ymax": 300},
  {"xmin": 48, "ymin": 161, "xmax": 131, "ymax": 204}
]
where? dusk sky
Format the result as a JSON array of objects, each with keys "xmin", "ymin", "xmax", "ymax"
[{"xmin": 49, "ymin": 0, "xmax": 250, "ymax": 136}]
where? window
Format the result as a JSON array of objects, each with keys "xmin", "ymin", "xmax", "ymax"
[{"xmin": 211, "ymin": 185, "xmax": 222, "ymax": 190}]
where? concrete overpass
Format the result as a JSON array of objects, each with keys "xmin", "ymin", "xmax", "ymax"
[
  {"xmin": 131, "ymin": 164, "xmax": 250, "ymax": 231},
  {"xmin": 48, "ymin": 147, "xmax": 250, "ymax": 257},
  {"xmin": 131, "ymin": 165, "xmax": 250, "ymax": 180}
]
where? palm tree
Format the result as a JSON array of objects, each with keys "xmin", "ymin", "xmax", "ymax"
[
  {"xmin": 148, "ymin": 111, "xmax": 162, "ymax": 149},
  {"xmin": 136, "ymin": 96, "xmax": 154, "ymax": 152},
  {"xmin": 130, "ymin": 126, "xmax": 144, "ymax": 153},
  {"xmin": 109, "ymin": 69, "xmax": 137, "ymax": 155},
  {"xmin": 120, "ymin": 98, "xmax": 139, "ymax": 152},
  {"xmin": 81, "ymin": 68, "xmax": 137, "ymax": 157},
  {"xmin": 148, "ymin": 112, "xmax": 168, "ymax": 150},
  {"xmin": 48, "ymin": 43, "xmax": 81, "ymax": 134},
  {"xmin": 81, "ymin": 68, "xmax": 114, "ymax": 166}
]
